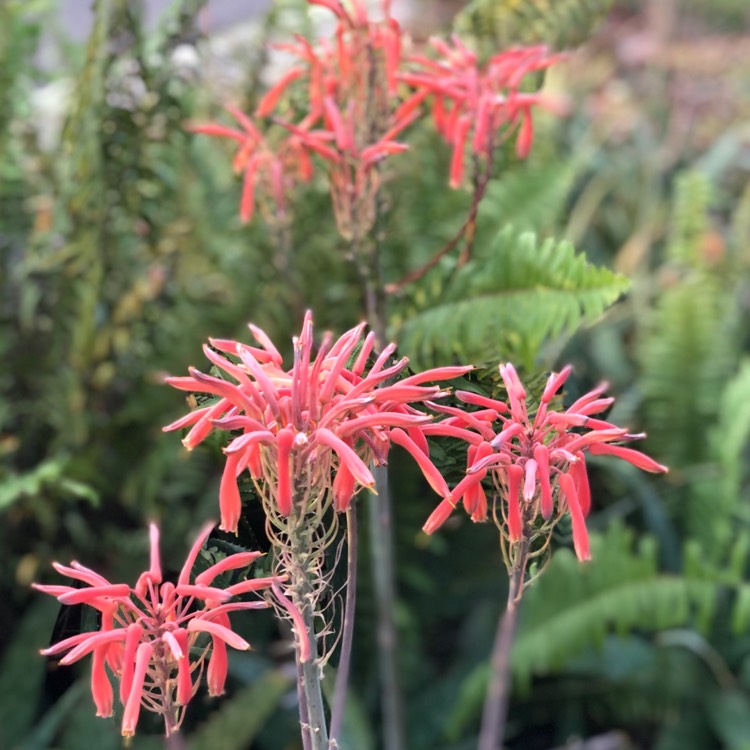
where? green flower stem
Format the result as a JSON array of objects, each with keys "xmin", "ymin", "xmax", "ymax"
[
  {"xmin": 287, "ymin": 505, "xmax": 329, "ymax": 750},
  {"xmin": 369, "ymin": 466, "xmax": 405, "ymax": 750},
  {"xmin": 478, "ymin": 538, "xmax": 529, "ymax": 750},
  {"xmin": 329, "ymin": 507, "xmax": 358, "ymax": 747},
  {"xmin": 300, "ymin": 606, "xmax": 328, "ymax": 750},
  {"xmin": 297, "ymin": 657, "xmax": 313, "ymax": 750}
]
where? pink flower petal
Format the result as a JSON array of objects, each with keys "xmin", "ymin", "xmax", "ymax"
[
  {"xmin": 91, "ymin": 646, "xmax": 114, "ymax": 718},
  {"xmin": 587, "ymin": 442, "xmax": 668, "ymax": 473},
  {"xmin": 207, "ymin": 613, "xmax": 230, "ymax": 696},
  {"xmin": 559, "ymin": 473, "xmax": 590, "ymax": 561},
  {"xmin": 390, "ymin": 428, "xmax": 450, "ymax": 497},
  {"xmin": 533, "ymin": 444, "xmax": 553, "ymax": 520},
  {"xmin": 276, "ymin": 427, "xmax": 295, "ymax": 517},
  {"xmin": 569, "ymin": 455, "xmax": 592, "ymax": 517},
  {"xmin": 58, "ymin": 584, "xmax": 130, "ymax": 606},
  {"xmin": 506, "ymin": 464, "xmax": 524, "ymax": 542},
  {"xmin": 423, "ymin": 498, "xmax": 458, "ymax": 535},
  {"xmin": 316, "ymin": 427, "xmax": 374, "ymax": 488},
  {"xmin": 333, "ymin": 461, "xmax": 357, "ymax": 511},
  {"xmin": 172, "ymin": 629, "xmax": 193, "ymax": 706},
  {"xmin": 121, "ymin": 642, "xmax": 153, "ymax": 737},
  {"xmin": 119, "ymin": 623, "xmax": 144, "ymax": 706},
  {"xmin": 178, "ymin": 521, "xmax": 216, "ymax": 586},
  {"xmin": 59, "ymin": 629, "xmax": 127, "ymax": 666},
  {"xmin": 219, "ymin": 451, "xmax": 244, "ymax": 534},
  {"xmin": 187, "ymin": 618, "xmax": 250, "ymax": 651}
]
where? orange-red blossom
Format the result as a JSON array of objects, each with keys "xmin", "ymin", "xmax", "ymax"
[
  {"xmin": 423, "ymin": 363, "xmax": 668, "ymax": 561},
  {"xmin": 33, "ymin": 523, "xmax": 280, "ymax": 736},
  {"xmin": 402, "ymin": 39, "xmax": 566, "ymax": 188},
  {"xmin": 189, "ymin": 0, "xmax": 416, "ymax": 232},
  {"xmin": 164, "ymin": 311, "xmax": 472, "ymax": 533}
]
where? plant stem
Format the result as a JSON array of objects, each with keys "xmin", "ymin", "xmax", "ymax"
[
  {"xmin": 369, "ymin": 465, "xmax": 405, "ymax": 750},
  {"xmin": 300, "ymin": 605, "xmax": 328, "ymax": 750},
  {"xmin": 297, "ymin": 656, "xmax": 313, "ymax": 750},
  {"xmin": 478, "ymin": 539, "xmax": 529, "ymax": 750},
  {"xmin": 165, "ymin": 733, "xmax": 185, "ymax": 750},
  {"xmin": 329, "ymin": 507, "xmax": 358, "ymax": 747},
  {"xmin": 286, "ymin": 506, "xmax": 329, "ymax": 750}
]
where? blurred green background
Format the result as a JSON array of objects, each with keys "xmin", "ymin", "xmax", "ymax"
[{"xmin": 2, "ymin": 0, "xmax": 750, "ymax": 748}]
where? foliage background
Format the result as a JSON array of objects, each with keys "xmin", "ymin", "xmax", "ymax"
[{"xmin": 2, "ymin": 0, "xmax": 750, "ymax": 748}]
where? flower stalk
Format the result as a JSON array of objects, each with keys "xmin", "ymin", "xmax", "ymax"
[
  {"xmin": 329, "ymin": 507, "xmax": 358, "ymax": 746},
  {"xmin": 293, "ymin": 497, "xmax": 330, "ymax": 750},
  {"xmin": 478, "ymin": 536, "xmax": 529, "ymax": 750}
]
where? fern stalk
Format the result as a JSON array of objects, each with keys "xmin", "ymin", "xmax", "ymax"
[{"xmin": 479, "ymin": 538, "xmax": 529, "ymax": 750}]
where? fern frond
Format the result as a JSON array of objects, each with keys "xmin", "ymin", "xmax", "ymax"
[
  {"xmin": 455, "ymin": 0, "xmax": 615, "ymax": 51},
  {"xmin": 637, "ymin": 275, "xmax": 738, "ymax": 469},
  {"xmin": 446, "ymin": 525, "xmax": 750, "ymax": 732},
  {"xmin": 712, "ymin": 359, "xmax": 750, "ymax": 518},
  {"xmin": 396, "ymin": 225, "xmax": 629, "ymax": 370},
  {"xmin": 666, "ymin": 171, "xmax": 713, "ymax": 267},
  {"xmin": 479, "ymin": 157, "xmax": 579, "ymax": 234}
]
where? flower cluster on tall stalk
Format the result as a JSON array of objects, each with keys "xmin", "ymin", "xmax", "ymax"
[
  {"xmin": 420, "ymin": 362, "xmax": 668, "ymax": 750},
  {"xmin": 187, "ymin": 5, "xmax": 567, "ymax": 747},
  {"xmin": 191, "ymin": 0, "xmax": 415, "ymax": 242},
  {"xmin": 402, "ymin": 40, "xmax": 564, "ymax": 188},
  {"xmin": 424, "ymin": 362, "xmax": 668, "ymax": 557},
  {"xmin": 163, "ymin": 310, "xmax": 470, "ymax": 748},
  {"xmin": 190, "ymin": 0, "xmax": 562, "ymax": 305},
  {"xmin": 33, "ymin": 523, "xmax": 277, "ymax": 737},
  {"xmin": 163, "ymin": 311, "xmax": 470, "ymax": 536}
]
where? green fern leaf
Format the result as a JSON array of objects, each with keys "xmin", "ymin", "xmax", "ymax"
[
  {"xmin": 396, "ymin": 225, "xmax": 629, "ymax": 370},
  {"xmin": 638, "ymin": 275, "xmax": 738, "ymax": 470},
  {"xmin": 666, "ymin": 171, "xmax": 713, "ymax": 266},
  {"xmin": 445, "ymin": 525, "xmax": 750, "ymax": 735},
  {"xmin": 712, "ymin": 358, "xmax": 750, "ymax": 510},
  {"xmin": 479, "ymin": 157, "xmax": 580, "ymax": 234},
  {"xmin": 455, "ymin": 0, "xmax": 615, "ymax": 51}
]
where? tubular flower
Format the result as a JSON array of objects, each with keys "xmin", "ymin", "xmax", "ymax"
[
  {"xmin": 34, "ymin": 523, "xmax": 278, "ymax": 736},
  {"xmin": 163, "ymin": 311, "xmax": 471, "ymax": 533},
  {"xmin": 188, "ymin": 104, "xmax": 314, "ymax": 224},
  {"xmin": 423, "ymin": 364, "xmax": 668, "ymax": 562},
  {"xmin": 401, "ymin": 40, "xmax": 566, "ymax": 187},
  {"xmin": 190, "ymin": 0, "xmax": 419, "ymax": 239}
]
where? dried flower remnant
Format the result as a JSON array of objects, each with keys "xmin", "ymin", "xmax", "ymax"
[
  {"xmin": 34, "ymin": 523, "xmax": 278, "ymax": 736},
  {"xmin": 423, "ymin": 363, "xmax": 668, "ymax": 563},
  {"xmin": 402, "ymin": 40, "xmax": 565, "ymax": 187},
  {"xmin": 163, "ymin": 310, "xmax": 471, "ymax": 534}
]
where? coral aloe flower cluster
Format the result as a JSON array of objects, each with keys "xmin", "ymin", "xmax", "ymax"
[
  {"xmin": 423, "ymin": 363, "xmax": 668, "ymax": 562},
  {"xmin": 403, "ymin": 41, "xmax": 563, "ymax": 187},
  {"xmin": 191, "ymin": 0, "xmax": 414, "ymax": 235},
  {"xmin": 190, "ymin": 0, "xmax": 563, "ymax": 229},
  {"xmin": 34, "ymin": 523, "xmax": 278, "ymax": 736},
  {"xmin": 163, "ymin": 311, "xmax": 471, "ymax": 533}
]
